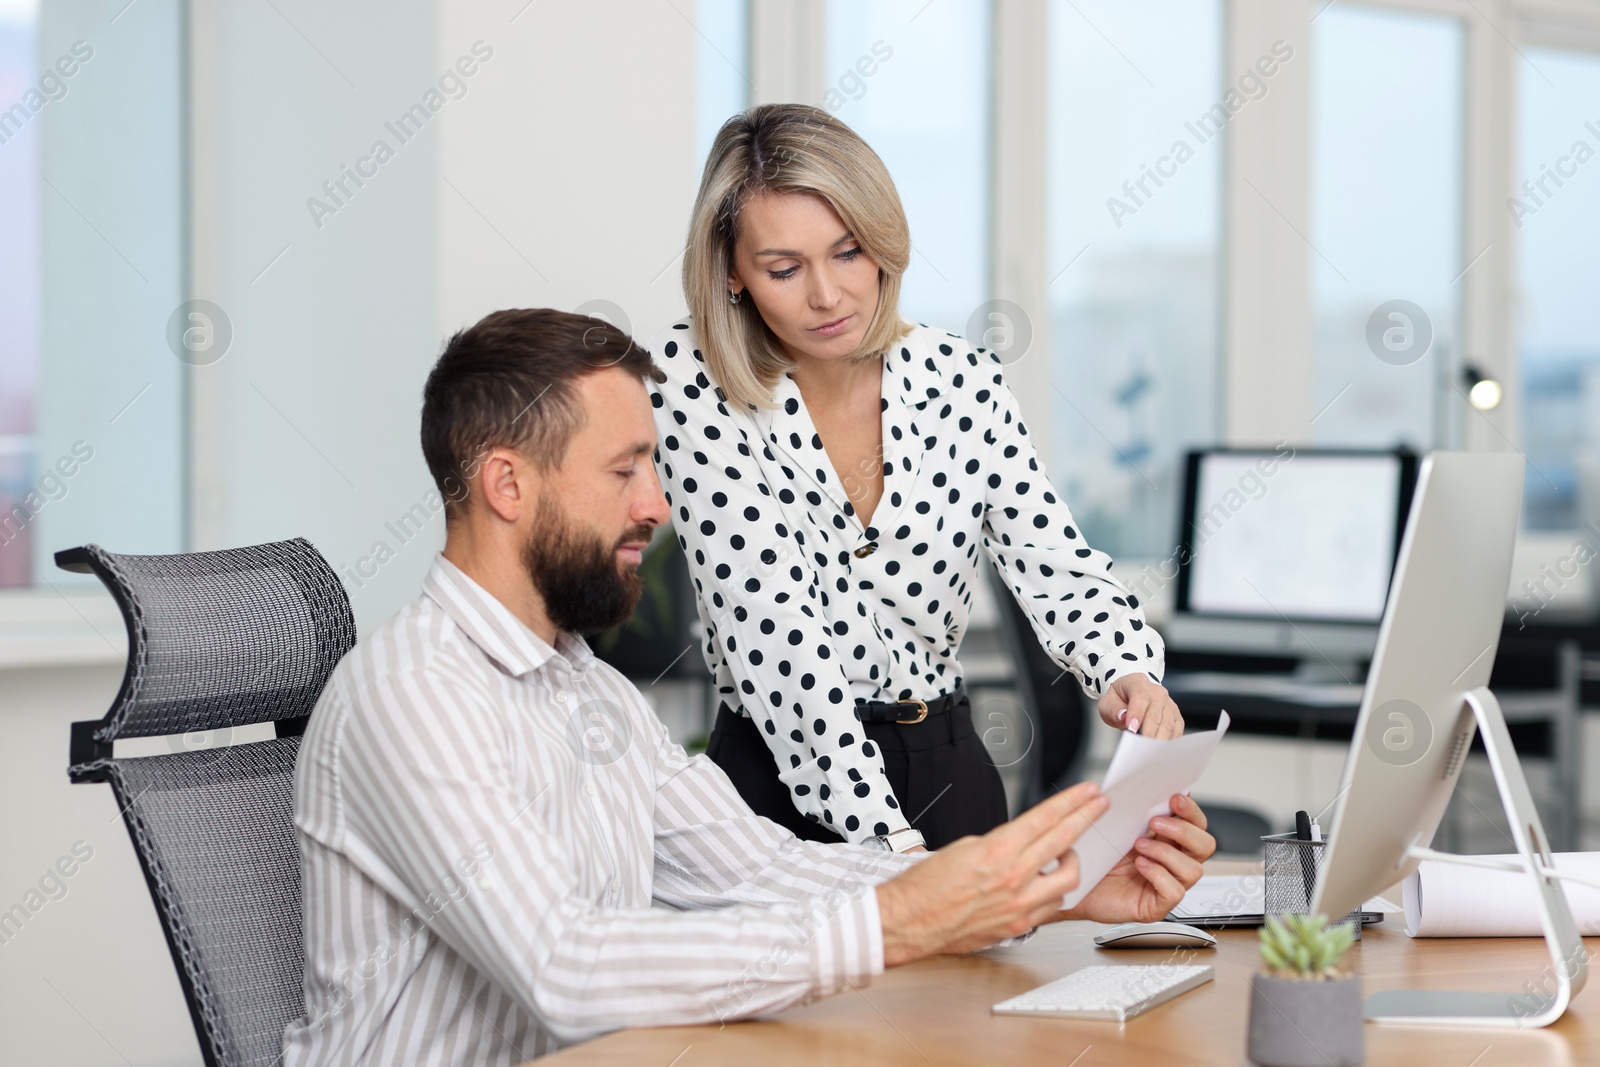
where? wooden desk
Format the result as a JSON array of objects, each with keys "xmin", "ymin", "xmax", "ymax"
[{"xmin": 538, "ymin": 892, "xmax": 1598, "ymax": 1065}]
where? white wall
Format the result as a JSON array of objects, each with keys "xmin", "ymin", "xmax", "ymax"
[
  {"xmin": 436, "ymin": 0, "xmax": 699, "ymax": 340},
  {"xmin": 184, "ymin": 0, "xmax": 701, "ymax": 636},
  {"xmin": 188, "ymin": 0, "xmax": 442, "ymax": 634},
  {"xmin": 0, "ymin": 664, "xmax": 201, "ymax": 1066}
]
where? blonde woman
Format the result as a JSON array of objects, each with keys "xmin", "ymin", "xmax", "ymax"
[{"xmin": 649, "ymin": 104, "xmax": 1186, "ymax": 854}]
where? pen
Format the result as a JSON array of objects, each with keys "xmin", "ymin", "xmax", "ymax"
[{"xmin": 1294, "ymin": 810, "xmax": 1317, "ymax": 910}]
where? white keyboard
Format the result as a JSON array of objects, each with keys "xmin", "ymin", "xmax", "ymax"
[{"xmin": 991, "ymin": 964, "xmax": 1214, "ymax": 1022}]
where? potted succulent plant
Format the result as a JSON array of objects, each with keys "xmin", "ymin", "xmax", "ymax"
[{"xmin": 1247, "ymin": 914, "xmax": 1364, "ymax": 1067}]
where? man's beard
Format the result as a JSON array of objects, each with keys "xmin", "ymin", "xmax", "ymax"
[{"xmin": 522, "ymin": 495, "xmax": 650, "ymax": 636}]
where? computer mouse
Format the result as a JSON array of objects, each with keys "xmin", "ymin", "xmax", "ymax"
[{"xmin": 1093, "ymin": 921, "xmax": 1218, "ymax": 950}]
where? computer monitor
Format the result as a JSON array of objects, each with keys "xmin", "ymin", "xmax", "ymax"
[
  {"xmin": 1310, "ymin": 451, "xmax": 1587, "ymax": 1027},
  {"xmin": 1166, "ymin": 448, "xmax": 1418, "ymax": 665}
]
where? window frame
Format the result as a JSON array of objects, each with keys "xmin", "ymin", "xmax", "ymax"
[
  {"xmin": 0, "ymin": 0, "xmax": 188, "ymax": 664},
  {"xmin": 748, "ymin": 0, "xmax": 1600, "ymax": 482}
]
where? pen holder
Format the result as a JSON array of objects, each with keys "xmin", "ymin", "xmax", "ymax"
[{"xmin": 1261, "ymin": 833, "xmax": 1361, "ymax": 940}]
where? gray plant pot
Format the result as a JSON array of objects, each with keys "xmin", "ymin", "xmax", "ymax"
[{"xmin": 1247, "ymin": 971, "xmax": 1365, "ymax": 1067}]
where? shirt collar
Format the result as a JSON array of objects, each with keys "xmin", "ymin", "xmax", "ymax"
[
  {"xmin": 883, "ymin": 324, "xmax": 950, "ymax": 412},
  {"xmin": 422, "ymin": 554, "xmax": 596, "ymax": 679},
  {"xmin": 743, "ymin": 324, "xmax": 950, "ymax": 525}
]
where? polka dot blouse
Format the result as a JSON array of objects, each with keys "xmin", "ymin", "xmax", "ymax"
[{"xmin": 647, "ymin": 317, "xmax": 1166, "ymax": 845}]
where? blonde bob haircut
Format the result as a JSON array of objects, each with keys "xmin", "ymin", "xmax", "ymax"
[{"xmin": 682, "ymin": 103, "xmax": 913, "ymax": 410}]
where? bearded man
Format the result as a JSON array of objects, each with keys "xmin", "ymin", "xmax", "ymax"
[{"xmin": 282, "ymin": 309, "xmax": 1214, "ymax": 1066}]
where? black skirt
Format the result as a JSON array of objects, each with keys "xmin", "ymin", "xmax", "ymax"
[{"xmin": 705, "ymin": 689, "xmax": 1010, "ymax": 850}]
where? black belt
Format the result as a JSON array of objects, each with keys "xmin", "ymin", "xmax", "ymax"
[{"xmin": 853, "ymin": 687, "xmax": 963, "ymax": 726}]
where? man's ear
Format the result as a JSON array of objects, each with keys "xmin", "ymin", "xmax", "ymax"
[{"xmin": 476, "ymin": 446, "xmax": 536, "ymax": 524}]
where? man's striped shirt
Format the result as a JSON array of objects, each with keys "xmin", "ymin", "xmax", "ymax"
[{"xmin": 282, "ymin": 554, "xmax": 917, "ymax": 1065}]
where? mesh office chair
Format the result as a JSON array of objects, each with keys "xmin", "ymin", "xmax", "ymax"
[
  {"xmin": 987, "ymin": 565, "xmax": 1090, "ymax": 811},
  {"xmin": 61, "ymin": 539, "xmax": 355, "ymax": 1067}
]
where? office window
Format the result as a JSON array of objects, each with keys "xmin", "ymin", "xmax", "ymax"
[
  {"xmin": 1516, "ymin": 45, "xmax": 1600, "ymax": 530},
  {"xmin": 1308, "ymin": 6, "xmax": 1464, "ymax": 450},
  {"xmin": 0, "ymin": 0, "xmax": 39, "ymax": 584},
  {"xmin": 824, "ymin": 0, "xmax": 991, "ymax": 333},
  {"xmin": 694, "ymin": 0, "xmax": 749, "ymax": 177},
  {"xmin": 1046, "ymin": 0, "xmax": 1222, "ymax": 559},
  {"xmin": 5, "ymin": 1, "xmax": 186, "ymax": 590}
]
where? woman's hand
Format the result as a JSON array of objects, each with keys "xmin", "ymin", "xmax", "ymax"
[
  {"xmin": 1058, "ymin": 793, "xmax": 1215, "ymax": 925},
  {"xmin": 1098, "ymin": 673, "xmax": 1183, "ymax": 738}
]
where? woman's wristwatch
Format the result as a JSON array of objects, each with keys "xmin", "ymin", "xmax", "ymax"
[{"xmin": 873, "ymin": 826, "xmax": 927, "ymax": 853}]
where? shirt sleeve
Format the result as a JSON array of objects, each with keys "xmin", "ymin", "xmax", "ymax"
[
  {"xmin": 648, "ymin": 330, "xmax": 913, "ymax": 846},
  {"xmin": 642, "ymin": 727, "xmax": 1028, "ymax": 949},
  {"xmin": 645, "ymin": 711, "xmax": 923, "ymax": 911},
  {"xmin": 328, "ymin": 667, "xmax": 894, "ymax": 1044},
  {"xmin": 970, "ymin": 346, "xmax": 1166, "ymax": 697}
]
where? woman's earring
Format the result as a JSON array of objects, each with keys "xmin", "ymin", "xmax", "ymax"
[{"xmin": 728, "ymin": 288, "xmax": 742, "ymax": 305}]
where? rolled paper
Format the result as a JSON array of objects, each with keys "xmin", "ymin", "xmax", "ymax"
[{"xmin": 1403, "ymin": 852, "xmax": 1600, "ymax": 937}]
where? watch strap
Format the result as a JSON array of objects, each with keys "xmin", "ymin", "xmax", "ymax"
[{"xmin": 882, "ymin": 827, "xmax": 926, "ymax": 853}]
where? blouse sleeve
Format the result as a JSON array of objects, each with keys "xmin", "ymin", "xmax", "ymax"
[
  {"xmin": 648, "ymin": 331, "xmax": 913, "ymax": 846},
  {"xmin": 971, "ymin": 347, "xmax": 1166, "ymax": 697}
]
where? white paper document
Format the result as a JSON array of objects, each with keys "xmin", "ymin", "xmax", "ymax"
[
  {"xmin": 1168, "ymin": 873, "xmax": 1264, "ymax": 921},
  {"xmin": 1060, "ymin": 711, "xmax": 1230, "ymax": 909},
  {"xmin": 1402, "ymin": 852, "xmax": 1600, "ymax": 937}
]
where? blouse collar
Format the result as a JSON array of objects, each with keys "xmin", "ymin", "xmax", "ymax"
[{"xmin": 750, "ymin": 323, "xmax": 953, "ymax": 538}]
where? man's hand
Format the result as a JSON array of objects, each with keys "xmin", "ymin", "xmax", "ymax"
[
  {"xmin": 875, "ymin": 782, "xmax": 1108, "ymax": 967},
  {"xmin": 1061, "ymin": 793, "xmax": 1215, "ymax": 924},
  {"xmin": 1098, "ymin": 673, "xmax": 1183, "ymax": 738}
]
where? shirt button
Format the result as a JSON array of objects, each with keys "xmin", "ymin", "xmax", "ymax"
[
  {"xmin": 584, "ymin": 779, "xmax": 597, "ymax": 797},
  {"xmin": 555, "ymin": 690, "xmax": 570, "ymax": 704}
]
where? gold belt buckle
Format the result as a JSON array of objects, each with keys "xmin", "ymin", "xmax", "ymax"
[{"xmin": 894, "ymin": 699, "xmax": 929, "ymax": 725}]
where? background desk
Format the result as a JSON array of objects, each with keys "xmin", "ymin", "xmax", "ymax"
[
  {"xmin": 1163, "ymin": 629, "xmax": 1586, "ymax": 852},
  {"xmin": 537, "ymin": 865, "xmax": 1599, "ymax": 1066}
]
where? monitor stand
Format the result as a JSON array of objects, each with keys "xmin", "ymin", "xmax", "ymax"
[{"xmin": 1365, "ymin": 686, "xmax": 1588, "ymax": 1028}]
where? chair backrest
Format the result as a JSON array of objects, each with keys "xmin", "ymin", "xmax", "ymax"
[
  {"xmin": 61, "ymin": 539, "xmax": 355, "ymax": 1067},
  {"xmin": 986, "ymin": 564, "xmax": 1089, "ymax": 808}
]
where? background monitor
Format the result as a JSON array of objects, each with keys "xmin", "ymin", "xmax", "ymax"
[{"xmin": 1175, "ymin": 448, "xmax": 1419, "ymax": 624}]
